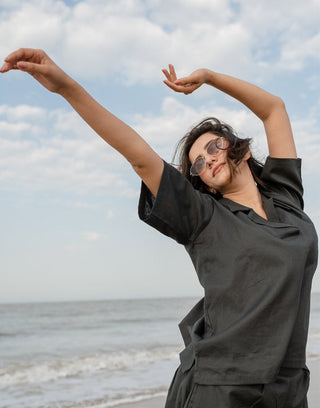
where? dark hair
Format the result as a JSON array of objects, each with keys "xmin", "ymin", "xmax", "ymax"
[{"xmin": 173, "ymin": 117, "xmax": 265, "ymax": 197}]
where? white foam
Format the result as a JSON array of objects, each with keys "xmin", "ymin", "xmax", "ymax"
[
  {"xmin": 0, "ymin": 347, "xmax": 180, "ymax": 386},
  {"xmin": 70, "ymin": 392, "xmax": 167, "ymax": 408}
]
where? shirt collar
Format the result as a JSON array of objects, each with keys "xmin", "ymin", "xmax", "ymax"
[
  {"xmin": 218, "ymin": 197, "xmax": 251, "ymax": 213},
  {"xmin": 218, "ymin": 193, "xmax": 281, "ymax": 224}
]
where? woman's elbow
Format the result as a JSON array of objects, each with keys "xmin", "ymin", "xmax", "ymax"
[
  {"xmin": 272, "ymin": 96, "xmax": 287, "ymax": 112},
  {"xmin": 263, "ymin": 96, "xmax": 287, "ymax": 122}
]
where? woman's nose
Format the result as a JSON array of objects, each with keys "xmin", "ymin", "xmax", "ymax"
[{"xmin": 205, "ymin": 153, "xmax": 216, "ymax": 164}]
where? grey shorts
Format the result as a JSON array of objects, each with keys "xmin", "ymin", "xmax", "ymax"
[{"xmin": 165, "ymin": 364, "xmax": 310, "ymax": 408}]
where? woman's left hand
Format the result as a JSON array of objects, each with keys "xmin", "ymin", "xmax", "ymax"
[
  {"xmin": 162, "ymin": 65, "xmax": 208, "ymax": 94},
  {"xmin": 0, "ymin": 48, "xmax": 73, "ymax": 94}
]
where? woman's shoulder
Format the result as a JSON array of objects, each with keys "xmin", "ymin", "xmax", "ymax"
[{"xmin": 260, "ymin": 156, "xmax": 303, "ymax": 210}]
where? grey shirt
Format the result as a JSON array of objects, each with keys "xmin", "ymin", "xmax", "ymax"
[{"xmin": 138, "ymin": 157, "xmax": 318, "ymax": 385}]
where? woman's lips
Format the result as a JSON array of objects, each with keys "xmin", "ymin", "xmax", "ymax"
[{"xmin": 212, "ymin": 163, "xmax": 225, "ymax": 177}]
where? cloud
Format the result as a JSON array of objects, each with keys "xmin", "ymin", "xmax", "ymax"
[
  {"xmin": 0, "ymin": 105, "xmax": 131, "ymax": 195},
  {"xmin": 1, "ymin": 94, "xmax": 319, "ymax": 199},
  {"xmin": 1, "ymin": 0, "xmax": 318, "ymax": 86},
  {"xmin": 106, "ymin": 210, "xmax": 114, "ymax": 220},
  {"xmin": 81, "ymin": 231, "xmax": 101, "ymax": 241},
  {"xmin": 236, "ymin": 0, "xmax": 320, "ymax": 73},
  {"xmin": 291, "ymin": 116, "xmax": 320, "ymax": 175},
  {"xmin": 133, "ymin": 95, "xmax": 320, "ymax": 176},
  {"xmin": 0, "ymin": 99, "xmax": 241, "ymax": 196},
  {"xmin": 0, "ymin": 120, "xmax": 31, "ymax": 136},
  {"xmin": 0, "ymin": 104, "xmax": 46, "ymax": 121},
  {"xmin": 132, "ymin": 96, "xmax": 268, "ymax": 162}
]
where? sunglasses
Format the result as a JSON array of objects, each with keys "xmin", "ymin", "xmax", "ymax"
[{"xmin": 190, "ymin": 137, "xmax": 225, "ymax": 176}]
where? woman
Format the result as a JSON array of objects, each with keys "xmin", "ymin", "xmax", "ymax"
[{"xmin": 1, "ymin": 50, "xmax": 317, "ymax": 407}]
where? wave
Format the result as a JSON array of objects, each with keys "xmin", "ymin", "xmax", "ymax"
[
  {"xmin": 307, "ymin": 353, "xmax": 320, "ymax": 361},
  {"xmin": 58, "ymin": 391, "xmax": 167, "ymax": 408},
  {"xmin": 0, "ymin": 347, "xmax": 180, "ymax": 386},
  {"xmin": 0, "ymin": 332, "xmax": 21, "ymax": 337}
]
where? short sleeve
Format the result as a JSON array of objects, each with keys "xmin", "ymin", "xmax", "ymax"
[
  {"xmin": 260, "ymin": 156, "xmax": 304, "ymax": 209},
  {"xmin": 138, "ymin": 161, "xmax": 214, "ymax": 245}
]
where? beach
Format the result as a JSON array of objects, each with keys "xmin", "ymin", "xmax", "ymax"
[
  {"xmin": 118, "ymin": 396, "xmax": 166, "ymax": 408},
  {"xmin": 307, "ymin": 359, "xmax": 320, "ymax": 408},
  {"xmin": 1, "ymin": 296, "xmax": 319, "ymax": 408},
  {"xmin": 118, "ymin": 358, "xmax": 320, "ymax": 408}
]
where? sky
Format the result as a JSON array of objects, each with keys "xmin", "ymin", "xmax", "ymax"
[{"xmin": 0, "ymin": 0, "xmax": 319, "ymax": 303}]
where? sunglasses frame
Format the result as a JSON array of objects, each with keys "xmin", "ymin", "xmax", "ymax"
[{"xmin": 190, "ymin": 137, "xmax": 225, "ymax": 176}]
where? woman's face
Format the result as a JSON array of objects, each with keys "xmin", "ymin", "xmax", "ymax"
[{"xmin": 188, "ymin": 132, "xmax": 231, "ymax": 193}]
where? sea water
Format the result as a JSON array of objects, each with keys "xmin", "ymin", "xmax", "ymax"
[{"xmin": 1, "ymin": 294, "xmax": 320, "ymax": 408}]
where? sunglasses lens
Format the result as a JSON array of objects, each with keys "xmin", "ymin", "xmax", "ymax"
[
  {"xmin": 207, "ymin": 138, "xmax": 223, "ymax": 155},
  {"xmin": 190, "ymin": 138, "xmax": 224, "ymax": 176},
  {"xmin": 190, "ymin": 157, "xmax": 205, "ymax": 176}
]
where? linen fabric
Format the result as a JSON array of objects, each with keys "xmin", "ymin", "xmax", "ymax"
[
  {"xmin": 164, "ymin": 362, "xmax": 310, "ymax": 408},
  {"xmin": 138, "ymin": 157, "xmax": 318, "ymax": 385}
]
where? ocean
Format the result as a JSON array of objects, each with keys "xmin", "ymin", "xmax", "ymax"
[{"xmin": 1, "ymin": 294, "xmax": 320, "ymax": 408}]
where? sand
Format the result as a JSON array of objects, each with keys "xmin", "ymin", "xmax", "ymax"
[
  {"xmin": 308, "ymin": 358, "xmax": 320, "ymax": 407},
  {"xmin": 117, "ymin": 358, "xmax": 320, "ymax": 408},
  {"xmin": 117, "ymin": 397, "xmax": 166, "ymax": 408}
]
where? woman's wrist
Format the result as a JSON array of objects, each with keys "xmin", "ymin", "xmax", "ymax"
[
  {"xmin": 58, "ymin": 76, "xmax": 81, "ymax": 99},
  {"xmin": 204, "ymin": 69, "xmax": 217, "ymax": 86}
]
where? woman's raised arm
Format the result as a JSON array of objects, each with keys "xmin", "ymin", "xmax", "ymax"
[
  {"xmin": 162, "ymin": 65, "xmax": 297, "ymax": 159},
  {"xmin": 1, "ymin": 48, "xmax": 164, "ymax": 196}
]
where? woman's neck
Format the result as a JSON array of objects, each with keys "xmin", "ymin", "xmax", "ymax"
[{"xmin": 221, "ymin": 162, "xmax": 267, "ymax": 219}]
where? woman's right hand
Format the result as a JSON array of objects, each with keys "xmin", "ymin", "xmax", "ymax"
[
  {"xmin": 0, "ymin": 48, "xmax": 73, "ymax": 94},
  {"xmin": 162, "ymin": 65, "xmax": 208, "ymax": 95}
]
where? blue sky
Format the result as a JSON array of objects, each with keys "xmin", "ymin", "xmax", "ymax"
[{"xmin": 0, "ymin": 0, "xmax": 319, "ymax": 303}]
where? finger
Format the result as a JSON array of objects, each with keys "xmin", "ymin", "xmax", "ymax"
[
  {"xmin": 1, "ymin": 48, "xmax": 48, "ymax": 73},
  {"xmin": 4, "ymin": 48, "xmax": 43, "ymax": 64},
  {"xmin": 182, "ymin": 83, "xmax": 202, "ymax": 94},
  {"xmin": 163, "ymin": 79, "xmax": 190, "ymax": 93},
  {"xmin": 163, "ymin": 79, "xmax": 180, "ymax": 91},
  {"xmin": 169, "ymin": 64, "xmax": 177, "ymax": 81},
  {"xmin": 0, "ymin": 63, "xmax": 22, "ymax": 72},
  {"xmin": 162, "ymin": 69, "xmax": 171, "ymax": 81},
  {"xmin": 174, "ymin": 76, "xmax": 192, "ymax": 86},
  {"xmin": 0, "ymin": 61, "xmax": 13, "ymax": 73},
  {"xmin": 163, "ymin": 79, "xmax": 201, "ymax": 95},
  {"xmin": 16, "ymin": 60, "xmax": 48, "ymax": 75},
  {"xmin": 162, "ymin": 65, "xmax": 176, "ymax": 82}
]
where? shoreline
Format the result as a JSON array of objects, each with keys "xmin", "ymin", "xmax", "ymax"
[
  {"xmin": 117, "ymin": 358, "xmax": 320, "ymax": 408},
  {"xmin": 117, "ymin": 396, "xmax": 166, "ymax": 408}
]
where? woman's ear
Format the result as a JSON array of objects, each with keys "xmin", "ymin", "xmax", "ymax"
[{"xmin": 243, "ymin": 148, "xmax": 251, "ymax": 161}]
